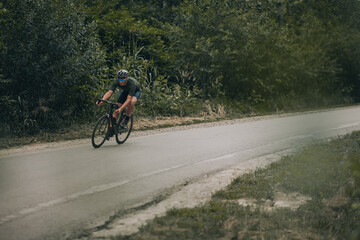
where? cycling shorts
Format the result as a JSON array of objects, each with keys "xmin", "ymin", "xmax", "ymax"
[{"xmin": 117, "ymin": 90, "xmax": 141, "ymax": 104}]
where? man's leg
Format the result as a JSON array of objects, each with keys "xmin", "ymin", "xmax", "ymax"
[
  {"xmin": 106, "ymin": 102, "xmax": 122, "ymax": 138},
  {"xmin": 122, "ymin": 96, "xmax": 137, "ymax": 127},
  {"xmin": 126, "ymin": 96, "xmax": 138, "ymax": 117},
  {"xmin": 114, "ymin": 90, "xmax": 127, "ymax": 120},
  {"xmin": 126, "ymin": 90, "xmax": 141, "ymax": 118},
  {"xmin": 113, "ymin": 102, "xmax": 123, "ymax": 120}
]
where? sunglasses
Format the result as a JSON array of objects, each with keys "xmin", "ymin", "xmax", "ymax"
[{"xmin": 118, "ymin": 78, "xmax": 126, "ymax": 82}]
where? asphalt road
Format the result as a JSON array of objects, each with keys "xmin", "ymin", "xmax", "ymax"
[{"xmin": 1, "ymin": 106, "xmax": 360, "ymax": 240}]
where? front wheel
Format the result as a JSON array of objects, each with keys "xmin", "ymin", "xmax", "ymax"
[
  {"xmin": 92, "ymin": 115, "xmax": 110, "ymax": 148},
  {"xmin": 115, "ymin": 114, "xmax": 133, "ymax": 144}
]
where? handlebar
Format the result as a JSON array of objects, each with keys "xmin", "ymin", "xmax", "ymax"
[{"xmin": 97, "ymin": 99, "xmax": 119, "ymax": 108}]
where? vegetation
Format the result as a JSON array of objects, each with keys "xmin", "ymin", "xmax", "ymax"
[
  {"xmin": 1, "ymin": 0, "xmax": 360, "ymax": 136},
  {"xmin": 0, "ymin": 0, "xmax": 105, "ymax": 135},
  {"xmin": 114, "ymin": 131, "xmax": 360, "ymax": 239}
]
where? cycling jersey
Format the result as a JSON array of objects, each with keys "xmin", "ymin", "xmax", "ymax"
[{"xmin": 110, "ymin": 77, "xmax": 140, "ymax": 97}]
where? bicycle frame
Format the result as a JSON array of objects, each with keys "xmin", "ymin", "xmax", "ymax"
[{"xmin": 99, "ymin": 99, "xmax": 118, "ymax": 124}]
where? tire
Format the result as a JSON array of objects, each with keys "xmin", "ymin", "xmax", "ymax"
[
  {"xmin": 92, "ymin": 115, "xmax": 110, "ymax": 148},
  {"xmin": 115, "ymin": 114, "xmax": 133, "ymax": 144}
]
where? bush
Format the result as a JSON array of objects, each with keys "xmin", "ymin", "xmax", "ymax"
[
  {"xmin": 0, "ymin": 0, "xmax": 105, "ymax": 135},
  {"xmin": 105, "ymin": 47, "xmax": 207, "ymax": 117}
]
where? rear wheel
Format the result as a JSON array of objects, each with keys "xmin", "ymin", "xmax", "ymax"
[
  {"xmin": 116, "ymin": 114, "xmax": 133, "ymax": 144},
  {"xmin": 92, "ymin": 115, "xmax": 109, "ymax": 148}
]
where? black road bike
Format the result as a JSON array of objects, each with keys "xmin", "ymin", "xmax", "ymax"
[{"xmin": 92, "ymin": 99, "xmax": 133, "ymax": 148}]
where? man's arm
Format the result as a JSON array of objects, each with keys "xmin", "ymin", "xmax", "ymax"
[{"xmin": 97, "ymin": 90, "xmax": 113, "ymax": 107}]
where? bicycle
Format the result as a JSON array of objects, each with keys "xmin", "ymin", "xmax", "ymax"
[{"xmin": 92, "ymin": 99, "xmax": 134, "ymax": 148}]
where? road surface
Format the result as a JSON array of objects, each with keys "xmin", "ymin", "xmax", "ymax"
[{"xmin": 1, "ymin": 106, "xmax": 360, "ymax": 239}]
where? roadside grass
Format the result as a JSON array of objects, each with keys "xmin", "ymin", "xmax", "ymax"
[
  {"xmin": 0, "ymin": 115, "xmax": 227, "ymax": 149},
  {"xmin": 1, "ymin": 103, "xmax": 358, "ymax": 150},
  {"xmin": 116, "ymin": 132, "xmax": 360, "ymax": 240}
]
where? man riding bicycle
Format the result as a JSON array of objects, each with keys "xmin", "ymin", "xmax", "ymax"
[{"xmin": 97, "ymin": 69, "xmax": 141, "ymax": 135}]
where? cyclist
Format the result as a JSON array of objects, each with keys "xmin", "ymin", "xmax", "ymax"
[{"xmin": 97, "ymin": 69, "xmax": 141, "ymax": 135}]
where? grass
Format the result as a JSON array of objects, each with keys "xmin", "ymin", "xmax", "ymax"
[
  {"xmin": 1, "ymin": 103, "xmax": 358, "ymax": 150},
  {"xmin": 0, "ymin": 115, "xmax": 225, "ymax": 149},
  {"xmin": 115, "ymin": 131, "xmax": 360, "ymax": 240}
]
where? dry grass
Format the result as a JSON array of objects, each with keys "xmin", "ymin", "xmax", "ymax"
[{"xmin": 0, "ymin": 115, "xmax": 225, "ymax": 150}]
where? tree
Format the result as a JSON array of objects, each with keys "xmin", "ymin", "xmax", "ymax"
[{"xmin": 0, "ymin": 0, "xmax": 105, "ymax": 134}]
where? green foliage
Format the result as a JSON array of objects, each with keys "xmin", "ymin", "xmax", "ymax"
[
  {"xmin": 170, "ymin": 0, "xmax": 356, "ymax": 109},
  {"xmin": 81, "ymin": 0, "xmax": 176, "ymax": 76},
  {"xmin": 0, "ymin": 0, "xmax": 105, "ymax": 134},
  {"xmin": 140, "ymin": 78, "xmax": 204, "ymax": 117},
  {"xmin": 1, "ymin": 0, "xmax": 360, "ymax": 135},
  {"xmin": 106, "ymin": 47, "xmax": 205, "ymax": 117}
]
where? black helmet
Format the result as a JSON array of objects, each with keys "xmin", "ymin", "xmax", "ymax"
[{"xmin": 117, "ymin": 69, "xmax": 128, "ymax": 79}]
